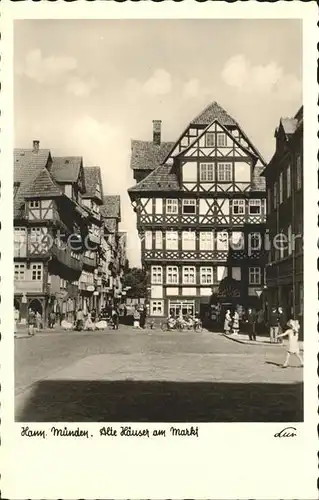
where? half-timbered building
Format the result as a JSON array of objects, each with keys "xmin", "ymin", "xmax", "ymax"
[
  {"xmin": 128, "ymin": 102, "xmax": 267, "ymax": 321},
  {"xmin": 262, "ymin": 106, "xmax": 303, "ymax": 332}
]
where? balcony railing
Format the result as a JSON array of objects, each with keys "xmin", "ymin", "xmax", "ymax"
[
  {"xmin": 143, "ymin": 249, "xmax": 264, "ymax": 261},
  {"xmin": 139, "ymin": 213, "xmax": 267, "ymax": 226},
  {"xmin": 15, "ymin": 280, "xmax": 43, "ymax": 293}
]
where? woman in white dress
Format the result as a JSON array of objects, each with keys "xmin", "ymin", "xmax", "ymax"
[
  {"xmin": 276, "ymin": 319, "xmax": 303, "ymax": 368},
  {"xmin": 224, "ymin": 309, "xmax": 231, "ymax": 334}
]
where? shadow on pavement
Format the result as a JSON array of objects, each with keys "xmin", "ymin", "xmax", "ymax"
[{"xmin": 16, "ymin": 380, "xmax": 303, "ymax": 422}]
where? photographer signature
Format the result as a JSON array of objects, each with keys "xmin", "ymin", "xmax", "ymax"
[{"xmin": 274, "ymin": 426, "xmax": 297, "ymax": 438}]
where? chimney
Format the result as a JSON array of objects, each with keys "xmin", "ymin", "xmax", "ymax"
[
  {"xmin": 152, "ymin": 120, "xmax": 162, "ymax": 146},
  {"xmin": 33, "ymin": 140, "xmax": 40, "ymax": 152}
]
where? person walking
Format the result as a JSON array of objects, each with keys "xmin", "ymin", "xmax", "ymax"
[
  {"xmin": 224, "ymin": 309, "xmax": 232, "ymax": 335},
  {"xmin": 246, "ymin": 308, "xmax": 257, "ymax": 341},
  {"xmin": 28, "ymin": 308, "xmax": 36, "ymax": 336},
  {"xmin": 49, "ymin": 310, "xmax": 56, "ymax": 329},
  {"xmin": 269, "ymin": 307, "xmax": 279, "ymax": 343},
  {"xmin": 139, "ymin": 305, "xmax": 147, "ymax": 329},
  {"xmin": 133, "ymin": 307, "xmax": 141, "ymax": 329},
  {"xmin": 232, "ymin": 310, "xmax": 239, "ymax": 334},
  {"xmin": 276, "ymin": 319, "xmax": 303, "ymax": 368},
  {"xmin": 75, "ymin": 308, "xmax": 84, "ymax": 331},
  {"xmin": 112, "ymin": 306, "xmax": 119, "ymax": 330}
]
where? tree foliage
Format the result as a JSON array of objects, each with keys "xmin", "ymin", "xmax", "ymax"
[{"xmin": 122, "ymin": 267, "xmax": 147, "ymax": 298}]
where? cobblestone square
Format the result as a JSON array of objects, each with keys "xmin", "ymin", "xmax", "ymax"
[{"xmin": 15, "ymin": 326, "xmax": 303, "ymax": 422}]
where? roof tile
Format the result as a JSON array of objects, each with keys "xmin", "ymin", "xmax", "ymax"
[
  {"xmin": 128, "ymin": 164, "xmax": 180, "ymax": 193},
  {"xmin": 82, "ymin": 166, "xmax": 103, "ymax": 201},
  {"xmin": 100, "ymin": 195, "xmax": 121, "ymax": 219},
  {"xmin": 24, "ymin": 168, "xmax": 62, "ymax": 198},
  {"xmin": 130, "ymin": 140, "xmax": 174, "ymax": 171},
  {"xmin": 51, "ymin": 156, "xmax": 82, "ymax": 183},
  {"xmin": 191, "ymin": 101, "xmax": 238, "ymax": 126}
]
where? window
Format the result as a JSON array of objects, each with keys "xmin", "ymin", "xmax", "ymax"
[
  {"xmin": 14, "ymin": 263, "xmax": 25, "ymax": 280},
  {"xmin": 166, "ymin": 199, "xmax": 178, "ymax": 214},
  {"xmin": 288, "ymin": 225, "xmax": 292, "ymax": 255},
  {"xmin": 296, "ymin": 155, "xmax": 302, "ymax": 190},
  {"xmin": 230, "ymin": 231, "xmax": 244, "ymax": 250},
  {"xmin": 200, "ymin": 267, "xmax": 213, "ymax": 285},
  {"xmin": 183, "ymin": 266, "xmax": 196, "ymax": 284},
  {"xmin": 166, "ymin": 230, "xmax": 178, "ymax": 250},
  {"xmin": 155, "ymin": 231, "xmax": 163, "ymax": 249},
  {"xmin": 232, "ymin": 199, "xmax": 245, "ymax": 215},
  {"xmin": 31, "ymin": 263, "xmax": 43, "ymax": 281},
  {"xmin": 249, "ymin": 232, "xmax": 261, "ymax": 250},
  {"xmin": 167, "ymin": 266, "xmax": 179, "ymax": 284},
  {"xmin": 30, "ymin": 200, "xmax": 40, "ymax": 209},
  {"xmin": 200, "ymin": 163, "xmax": 215, "ymax": 181},
  {"xmin": 199, "ymin": 231, "xmax": 214, "ymax": 250},
  {"xmin": 150, "ymin": 300, "xmax": 164, "ymax": 316},
  {"xmin": 216, "ymin": 232, "xmax": 229, "ymax": 251},
  {"xmin": 205, "ymin": 132, "xmax": 215, "ymax": 147},
  {"xmin": 287, "ymin": 165, "xmax": 291, "ymax": 198},
  {"xmin": 182, "ymin": 230, "xmax": 196, "ymax": 250},
  {"xmin": 151, "ymin": 266, "xmax": 162, "ymax": 284},
  {"xmin": 273, "ymin": 182, "xmax": 277, "ymax": 209},
  {"xmin": 182, "ymin": 199, "xmax": 196, "ymax": 214},
  {"xmin": 217, "ymin": 163, "xmax": 232, "ymax": 181},
  {"xmin": 144, "ymin": 230, "xmax": 152, "ymax": 250},
  {"xmin": 249, "ymin": 199, "xmax": 261, "ymax": 215},
  {"xmin": 217, "ymin": 133, "xmax": 226, "ymax": 147},
  {"xmin": 249, "ymin": 267, "xmax": 261, "ymax": 285},
  {"xmin": 279, "ymin": 172, "xmax": 283, "ymax": 204}
]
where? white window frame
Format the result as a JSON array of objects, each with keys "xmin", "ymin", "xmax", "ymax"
[
  {"xmin": 166, "ymin": 266, "xmax": 179, "ymax": 284},
  {"xmin": 150, "ymin": 300, "xmax": 164, "ymax": 316},
  {"xmin": 200, "ymin": 267, "xmax": 213, "ymax": 285},
  {"xmin": 287, "ymin": 165, "xmax": 291, "ymax": 198},
  {"xmin": 216, "ymin": 231, "xmax": 229, "ymax": 251},
  {"xmin": 200, "ymin": 163, "xmax": 215, "ymax": 182},
  {"xmin": 249, "ymin": 199, "xmax": 261, "ymax": 215},
  {"xmin": 182, "ymin": 266, "xmax": 196, "ymax": 284},
  {"xmin": 199, "ymin": 231, "xmax": 214, "ymax": 250},
  {"xmin": 217, "ymin": 133, "xmax": 226, "ymax": 147},
  {"xmin": 151, "ymin": 265, "xmax": 163, "ymax": 284},
  {"xmin": 232, "ymin": 199, "xmax": 245, "ymax": 215},
  {"xmin": 279, "ymin": 172, "xmax": 283, "ymax": 204},
  {"xmin": 217, "ymin": 162, "xmax": 232, "ymax": 182},
  {"xmin": 205, "ymin": 132, "xmax": 215, "ymax": 147},
  {"xmin": 30, "ymin": 200, "xmax": 40, "ymax": 209},
  {"xmin": 155, "ymin": 230, "xmax": 163, "ymax": 250},
  {"xmin": 182, "ymin": 199, "xmax": 196, "ymax": 214},
  {"xmin": 166, "ymin": 199, "xmax": 178, "ymax": 214},
  {"xmin": 144, "ymin": 230, "xmax": 152, "ymax": 250},
  {"xmin": 14, "ymin": 263, "xmax": 26, "ymax": 280},
  {"xmin": 249, "ymin": 232, "xmax": 261, "ymax": 250},
  {"xmin": 248, "ymin": 267, "xmax": 261, "ymax": 285},
  {"xmin": 31, "ymin": 263, "xmax": 43, "ymax": 281},
  {"xmin": 165, "ymin": 230, "xmax": 178, "ymax": 250},
  {"xmin": 182, "ymin": 230, "xmax": 196, "ymax": 250}
]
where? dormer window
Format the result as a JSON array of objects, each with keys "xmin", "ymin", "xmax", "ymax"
[{"xmin": 30, "ymin": 200, "xmax": 40, "ymax": 209}]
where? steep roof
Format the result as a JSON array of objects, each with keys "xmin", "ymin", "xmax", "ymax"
[
  {"xmin": 24, "ymin": 168, "xmax": 62, "ymax": 198},
  {"xmin": 281, "ymin": 118, "xmax": 298, "ymax": 136},
  {"xmin": 51, "ymin": 156, "xmax": 82, "ymax": 183},
  {"xmin": 130, "ymin": 139, "xmax": 174, "ymax": 171},
  {"xmin": 14, "ymin": 148, "xmax": 51, "ymax": 217},
  {"xmin": 100, "ymin": 195, "xmax": 121, "ymax": 219},
  {"xmin": 128, "ymin": 164, "xmax": 180, "ymax": 193},
  {"xmin": 82, "ymin": 166, "xmax": 103, "ymax": 201},
  {"xmin": 191, "ymin": 101, "xmax": 238, "ymax": 127},
  {"xmin": 251, "ymin": 165, "xmax": 266, "ymax": 191}
]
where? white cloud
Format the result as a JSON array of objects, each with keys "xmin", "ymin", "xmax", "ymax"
[
  {"xmin": 143, "ymin": 68, "xmax": 172, "ymax": 95},
  {"xmin": 221, "ymin": 54, "xmax": 301, "ymax": 100},
  {"xmin": 65, "ymin": 76, "xmax": 99, "ymax": 97},
  {"xmin": 182, "ymin": 78, "xmax": 201, "ymax": 98},
  {"xmin": 18, "ymin": 49, "xmax": 77, "ymax": 84}
]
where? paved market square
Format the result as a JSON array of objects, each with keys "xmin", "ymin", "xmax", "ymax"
[{"xmin": 15, "ymin": 326, "xmax": 303, "ymax": 422}]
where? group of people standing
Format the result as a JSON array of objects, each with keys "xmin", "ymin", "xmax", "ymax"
[
  {"xmin": 223, "ymin": 309, "xmax": 240, "ymax": 336},
  {"xmin": 133, "ymin": 305, "xmax": 148, "ymax": 329}
]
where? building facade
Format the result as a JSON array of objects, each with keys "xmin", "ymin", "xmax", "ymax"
[
  {"xmin": 128, "ymin": 102, "xmax": 267, "ymax": 321},
  {"xmin": 262, "ymin": 106, "xmax": 303, "ymax": 329},
  {"xmin": 14, "ymin": 141, "xmax": 126, "ymax": 325}
]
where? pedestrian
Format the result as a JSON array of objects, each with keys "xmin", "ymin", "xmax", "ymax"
[
  {"xmin": 276, "ymin": 319, "xmax": 303, "ymax": 368},
  {"xmin": 133, "ymin": 307, "xmax": 141, "ymax": 328},
  {"xmin": 75, "ymin": 308, "xmax": 84, "ymax": 331},
  {"xmin": 49, "ymin": 310, "xmax": 56, "ymax": 329},
  {"xmin": 112, "ymin": 306, "xmax": 119, "ymax": 330},
  {"xmin": 36, "ymin": 311, "xmax": 42, "ymax": 331},
  {"xmin": 269, "ymin": 307, "xmax": 279, "ymax": 343},
  {"xmin": 232, "ymin": 310, "xmax": 239, "ymax": 334},
  {"xmin": 27, "ymin": 308, "xmax": 36, "ymax": 336},
  {"xmin": 246, "ymin": 308, "xmax": 257, "ymax": 341},
  {"xmin": 224, "ymin": 309, "xmax": 231, "ymax": 335},
  {"xmin": 91, "ymin": 309, "xmax": 97, "ymax": 324},
  {"xmin": 140, "ymin": 305, "xmax": 147, "ymax": 329}
]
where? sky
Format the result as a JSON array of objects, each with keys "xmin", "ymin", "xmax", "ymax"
[{"xmin": 14, "ymin": 20, "xmax": 302, "ymax": 267}]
